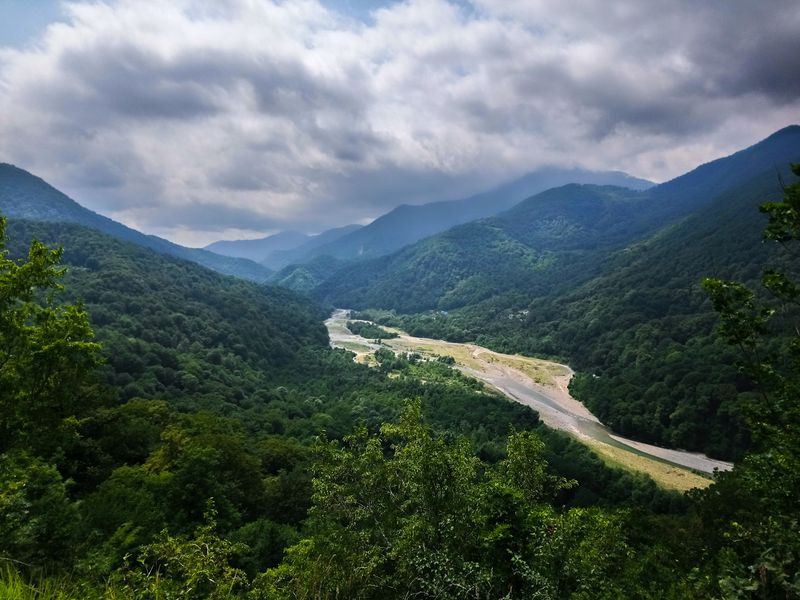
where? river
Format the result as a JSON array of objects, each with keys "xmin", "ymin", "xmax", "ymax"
[{"xmin": 325, "ymin": 309, "xmax": 733, "ymax": 479}]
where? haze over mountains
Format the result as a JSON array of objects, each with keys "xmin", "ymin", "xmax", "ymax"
[
  {"xmin": 313, "ymin": 126, "xmax": 800, "ymax": 312},
  {"xmin": 208, "ymin": 167, "xmax": 652, "ymax": 267},
  {"xmin": 205, "ymin": 224, "xmax": 364, "ymax": 270}
]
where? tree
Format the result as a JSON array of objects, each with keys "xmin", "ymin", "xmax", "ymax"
[
  {"xmin": 0, "ymin": 216, "xmax": 102, "ymax": 459},
  {"xmin": 699, "ymin": 164, "xmax": 800, "ymax": 598},
  {"xmin": 256, "ymin": 402, "xmax": 604, "ymax": 599},
  {"xmin": 110, "ymin": 503, "xmax": 249, "ymax": 600},
  {"xmin": 0, "ymin": 215, "xmax": 102, "ymax": 569}
]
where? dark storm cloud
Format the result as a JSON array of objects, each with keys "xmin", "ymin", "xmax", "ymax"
[
  {"xmin": 0, "ymin": 0, "xmax": 798, "ymax": 245},
  {"xmin": 57, "ymin": 43, "xmax": 223, "ymax": 120},
  {"xmin": 702, "ymin": 26, "xmax": 800, "ymax": 102}
]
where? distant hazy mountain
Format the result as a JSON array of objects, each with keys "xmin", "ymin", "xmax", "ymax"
[
  {"xmin": 205, "ymin": 223, "xmax": 363, "ymax": 269},
  {"xmin": 302, "ymin": 168, "xmax": 653, "ymax": 262},
  {"xmin": 0, "ymin": 164, "xmax": 273, "ymax": 281},
  {"xmin": 263, "ymin": 224, "xmax": 363, "ymax": 270},
  {"xmin": 205, "ymin": 230, "xmax": 310, "ymax": 262}
]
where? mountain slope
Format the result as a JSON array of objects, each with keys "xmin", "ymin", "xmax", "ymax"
[
  {"xmin": 4, "ymin": 219, "xmax": 328, "ymax": 409},
  {"xmin": 262, "ymin": 224, "xmax": 363, "ymax": 269},
  {"xmin": 304, "ymin": 168, "xmax": 652, "ymax": 262},
  {"xmin": 0, "ymin": 164, "xmax": 273, "ymax": 281},
  {"xmin": 272, "ymin": 254, "xmax": 350, "ymax": 293},
  {"xmin": 315, "ymin": 185, "xmax": 649, "ymax": 312},
  {"xmin": 314, "ymin": 126, "xmax": 800, "ymax": 313},
  {"xmin": 343, "ymin": 128, "xmax": 800, "ymax": 459},
  {"xmin": 417, "ymin": 167, "xmax": 798, "ymax": 460},
  {"xmin": 205, "ymin": 230, "xmax": 310, "ymax": 262}
]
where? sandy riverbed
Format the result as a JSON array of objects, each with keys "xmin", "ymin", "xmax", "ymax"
[{"xmin": 325, "ymin": 309, "xmax": 732, "ymax": 489}]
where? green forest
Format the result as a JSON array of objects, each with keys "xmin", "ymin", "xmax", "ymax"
[
  {"xmin": 1, "ymin": 165, "xmax": 799, "ymax": 598},
  {"xmin": 351, "ymin": 164, "xmax": 799, "ymax": 462},
  {"xmin": 345, "ymin": 320, "xmax": 399, "ymax": 340}
]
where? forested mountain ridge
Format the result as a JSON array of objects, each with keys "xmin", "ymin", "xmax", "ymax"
[
  {"xmin": 3, "ymin": 220, "xmax": 328, "ymax": 406},
  {"xmin": 342, "ymin": 127, "xmax": 800, "ymax": 460},
  {"xmin": 314, "ymin": 184, "xmax": 647, "ymax": 311},
  {"xmin": 373, "ymin": 168, "xmax": 795, "ymax": 458},
  {"xmin": 271, "ymin": 253, "xmax": 350, "ymax": 293},
  {"xmin": 0, "ymin": 163, "xmax": 274, "ymax": 281},
  {"xmin": 298, "ymin": 168, "xmax": 652, "ymax": 263},
  {"xmin": 312, "ymin": 126, "xmax": 800, "ymax": 313}
]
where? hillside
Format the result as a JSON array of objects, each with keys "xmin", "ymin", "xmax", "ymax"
[
  {"xmin": 272, "ymin": 254, "xmax": 350, "ymax": 293},
  {"xmin": 205, "ymin": 230, "xmax": 310, "ymax": 262},
  {"xmin": 4, "ymin": 220, "xmax": 328, "ymax": 404},
  {"xmin": 314, "ymin": 126, "xmax": 800, "ymax": 313},
  {"xmin": 317, "ymin": 185, "xmax": 651, "ymax": 311},
  {"xmin": 0, "ymin": 163, "xmax": 273, "ymax": 281},
  {"xmin": 2, "ymin": 216, "xmax": 688, "ymax": 587},
  {"xmin": 378, "ymin": 169, "xmax": 794, "ymax": 456},
  {"xmin": 302, "ymin": 168, "xmax": 652, "ymax": 262},
  {"xmin": 320, "ymin": 127, "xmax": 800, "ymax": 457}
]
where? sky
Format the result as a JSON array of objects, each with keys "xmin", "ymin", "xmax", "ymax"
[{"xmin": 1, "ymin": 1, "xmax": 799, "ymax": 247}]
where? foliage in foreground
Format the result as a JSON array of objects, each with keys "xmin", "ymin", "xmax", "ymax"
[
  {"xmin": 695, "ymin": 164, "xmax": 800, "ymax": 598},
  {"xmin": 256, "ymin": 403, "xmax": 676, "ymax": 599}
]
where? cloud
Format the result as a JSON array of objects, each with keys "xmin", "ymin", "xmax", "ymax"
[{"xmin": 0, "ymin": 0, "xmax": 798, "ymax": 245}]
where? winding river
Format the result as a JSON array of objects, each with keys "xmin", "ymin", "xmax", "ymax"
[{"xmin": 325, "ymin": 309, "xmax": 733, "ymax": 481}]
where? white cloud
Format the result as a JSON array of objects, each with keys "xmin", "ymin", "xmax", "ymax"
[{"xmin": 0, "ymin": 0, "xmax": 798, "ymax": 245}]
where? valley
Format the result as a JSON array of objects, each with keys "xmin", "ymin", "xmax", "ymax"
[
  {"xmin": 326, "ymin": 309, "xmax": 730, "ymax": 490},
  {"xmin": 2, "ymin": 129, "xmax": 799, "ymax": 598},
  {"xmin": 1, "ymin": 1, "xmax": 799, "ymax": 595}
]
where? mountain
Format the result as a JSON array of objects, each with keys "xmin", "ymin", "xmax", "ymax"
[
  {"xmin": 263, "ymin": 223, "xmax": 363, "ymax": 270},
  {"xmin": 301, "ymin": 168, "xmax": 652, "ymax": 263},
  {"xmin": 271, "ymin": 254, "xmax": 350, "ymax": 293},
  {"xmin": 205, "ymin": 230, "xmax": 310, "ymax": 262},
  {"xmin": 314, "ymin": 126, "xmax": 800, "ymax": 313},
  {"xmin": 204, "ymin": 224, "xmax": 364, "ymax": 270},
  {"xmin": 327, "ymin": 125, "xmax": 800, "ymax": 459},
  {"xmin": 0, "ymin": 163, "xmax": 273, "ymax": 281},
  {"xmin": 4, "ymin": 219, "xmax": 328, "ymax": 395}
]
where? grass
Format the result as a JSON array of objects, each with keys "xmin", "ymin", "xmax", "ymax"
[
  {"xmin": 383, "ymin": 336, "xmax": 567, "ymax": 386},
  {"xmin": 583, "ymin": 438, "xmax": 712, "ymax": 491},
  {"xmin": 0, "ymin": 565, "xmax": 99, "ymax": 600}
]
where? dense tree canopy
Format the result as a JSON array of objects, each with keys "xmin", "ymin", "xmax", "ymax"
[
  {"xmin": 1, "ymin": 217, "xmax": 685, "ymax": 598},
  {"xmin": 695, "ymin": 163, "xmax": 800, "ymax": 597}
]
